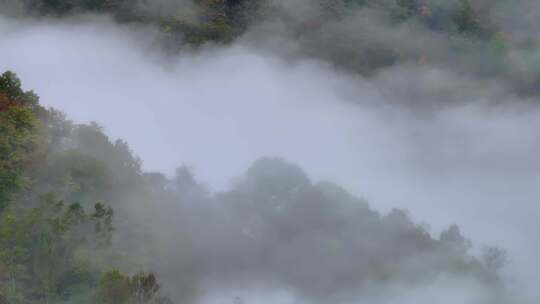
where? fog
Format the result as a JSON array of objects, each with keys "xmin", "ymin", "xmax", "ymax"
[{"xmin": 1, "ymin": 11, "xmax": 540, "ymax": 303}]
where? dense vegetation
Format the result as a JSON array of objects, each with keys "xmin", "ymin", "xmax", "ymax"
[
  {"xmin": 2, "ymin": 0, "xmax": 538, "ymax": 100},
  {"xmin": 0, "ymin": 72, "xmax": 171, "ymax": 304},
  {"xmin": 0, "ymin": 71, "xmax": 507, "ymax": 303},
  {"xmin": 5, "ymin": 0, "xmax": 500, "ymax": 41},
  {"xmin": 1, "ymin": 0, "xmax": 534, "ymax": 79}
]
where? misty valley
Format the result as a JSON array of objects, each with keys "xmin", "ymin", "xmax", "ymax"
[{"xmin": 1, "ymin": 0, "xmax": 540, "ymax": 303}]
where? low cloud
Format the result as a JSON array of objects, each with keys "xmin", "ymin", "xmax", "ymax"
[{"xmin": 1, "ymin": 12, "xmax": 540, "ymax": 303}]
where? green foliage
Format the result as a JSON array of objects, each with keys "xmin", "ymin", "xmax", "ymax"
[
  {"xmin": 97, "ymin": 269, "xmax": 132, "ymax": 304},
  {"xmin": 5, "ymin": 0, "xmax": 511, "ymax": 80},
  {"xmin": 0, "ymin": 71, "xmax": 172, "ymax": 304},
  {"xmin": 131, "ymin": 272, "xmax": 161, "ymax": 304},
  {"xmin": 93, "ymin": 202, "xmax": 114, "ymax": 246},
  {"xmin": 453, "ymin": 0, "xmax": 484, "ymax": 37},
  {"xmin": 0, "ymin": 71, "xmax": 504, "ymax": 302},
  {"xmin": 392, "ymin": 0, "xmax": 418, "ymax": 22},
  {"xmin": 23, "ymin": 0, "xmax": 129, "ymax": 15},
  {"xmin": 97, "ymin": 270, "xmax": 165, "ymax": 304},
  {"xmin": 0, "ymin": 193, "xmax": 115, "ymax": 303},
  {"xmin": 0, "ymin": 71, "xmax": 38, "ymax": 106},
  {"xmin": 0, "ymin": 71, "xmax": 40, "ymax": 211}
]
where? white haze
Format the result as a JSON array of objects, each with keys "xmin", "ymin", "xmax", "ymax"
[{"xmin": 1, "ymin": 15, "xmax": 540, "ymax": 302}]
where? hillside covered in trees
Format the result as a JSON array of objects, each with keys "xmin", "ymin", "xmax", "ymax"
[
  {"xmin": 0, "ymin": 70, "xmax": 508, "ymax": 303},
  {"xmin": 1, "ymin": 0, "xmax": 539, "ymax": 106},
  {"xmin": 2, "ymin": 0, "xmax": 540, "ymax": 96}
]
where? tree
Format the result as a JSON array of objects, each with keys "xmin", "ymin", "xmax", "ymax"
[
  {"xmin": 0, "ymin": 71, "xmax": 38, "ymax": 107},
  {"xmin": 97, "ymin": 270, "xmax": 168, "ymax": 304},
  {"xmin": 440, "ymin": 224, "xmax": 472, "ymax": 255},
  {"xmin": 452, "ymin": 0, "xmax": 492, "ymax": 38},
  {"xmin": 0, "ymin": 193, "xmax": 114, "ymax": 303},
  {"xmin": 131, "ymin": 272, "xmax": 161, "ymax": 304},
  {"xmin": 97, "ymin": 269, "xmax": 133, "ymax": 304},
  {"xmin": 481, "ymin": 246, "xmax": 508, "ymax": 276},
  {"xmin": 0, "ymin": 71, "xmax": 41, "ymax": 212}
]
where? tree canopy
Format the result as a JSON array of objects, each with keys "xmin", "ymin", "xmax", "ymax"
[{"xmin": 0, "ymin": 71, "xmax": 506, "ymax": 303}]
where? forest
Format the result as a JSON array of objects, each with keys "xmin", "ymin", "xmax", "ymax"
[
  {"xmin": 1, "ymin": 0, "xmax": 538, "ymax": 303},
  {"xmin": 0, "ymin": 70, "xmax": 508, "ymax": 303}
]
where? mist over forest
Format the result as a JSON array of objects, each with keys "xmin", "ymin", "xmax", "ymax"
[{"xmin": 1, "ymin": 0, "xmax": 540, "ymax": 303}]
